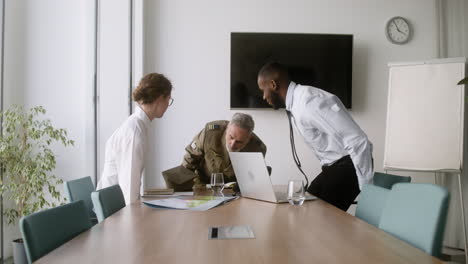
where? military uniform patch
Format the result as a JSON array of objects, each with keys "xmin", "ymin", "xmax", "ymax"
[{"xmin": 207, "ymin": 124, "xmax": 221, "ymax": 130}]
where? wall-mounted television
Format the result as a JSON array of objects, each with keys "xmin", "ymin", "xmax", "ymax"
[{"xmin": 230, "ymin": 32, "xmax": 353, "ymax": 109}]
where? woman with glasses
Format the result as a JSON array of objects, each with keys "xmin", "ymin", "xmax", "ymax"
[{"xmin": 97, "ymin": 73, "xmax": 173, "ymax": 204}]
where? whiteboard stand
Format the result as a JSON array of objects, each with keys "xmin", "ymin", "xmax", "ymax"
[
  {"xmin": 435, "ymin": 170, "xmax": 468, "ymax": 263},
  {"xmin": 457, "ymin": 171, "xmax": 468, "ymax": 263},
  {"xmin": 384, "ymin": 57, "xmax": 467, "ymax": 260}
]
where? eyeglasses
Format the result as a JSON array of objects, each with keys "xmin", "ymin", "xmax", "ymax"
[{"xmin": 168, "ymin": 98, "xmax": 174, "ymax": 106}]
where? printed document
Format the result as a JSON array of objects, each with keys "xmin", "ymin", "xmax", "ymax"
[{"xmin": 143, "ymin": 195, "xmax": 237, "ymax": 211}]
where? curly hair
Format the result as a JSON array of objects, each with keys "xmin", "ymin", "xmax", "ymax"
[{"xmin": 132, "ymin": 73, "xmax": 172, "ymax": 104}]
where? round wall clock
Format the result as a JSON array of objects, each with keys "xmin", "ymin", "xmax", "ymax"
[{"xmin": 385, "ymin": 16, "xmax": 411, "ymax": 44}]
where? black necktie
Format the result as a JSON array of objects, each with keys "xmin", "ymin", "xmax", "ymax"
[{"xmin": 286, "ymin": 110, "xmax": 309, "ymax": 189}]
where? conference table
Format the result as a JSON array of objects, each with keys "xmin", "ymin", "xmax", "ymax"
[{"xmin": 36, "ymin": 196, "xmax": 443, "ymax": 264}]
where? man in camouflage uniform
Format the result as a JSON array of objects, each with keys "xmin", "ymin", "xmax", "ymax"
[{"xmin": 164, "ymin": 113, "xmax": 266, "ymax": 191}]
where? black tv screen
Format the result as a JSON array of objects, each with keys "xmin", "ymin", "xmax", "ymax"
[{"xmin": 230, "ymin": 33, "xmax": 353, "ymax": 109}]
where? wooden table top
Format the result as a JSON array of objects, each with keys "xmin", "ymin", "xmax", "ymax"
[{"xmin": 36, "ymin": 197, "xmax": 443, "ymax": 264}]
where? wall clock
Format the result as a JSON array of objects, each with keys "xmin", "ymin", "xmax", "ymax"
[{"xmin": 385, "ymin": 16, "xmax": 411, "ymax": 44}]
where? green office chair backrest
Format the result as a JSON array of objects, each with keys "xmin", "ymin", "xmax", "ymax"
[
  {"xmin": 374, "ymin": 172, "xmax": 411, "ymax": 189},
  {"xmin": 378, "ymin": 183, "xmax": 450, "ymax": 257},
  {"xmin": 64, "ymin": 176, "xmax": 97, "ymax": 224},
  {"xmin": 91, "ymin": 184, "xmax": 126, "ymax": 223},
  {"xmin": 20, "ymin": 200, "xmax": 92, "ymax": 263},
  {"xmin": 355, "ymin": 184, "xmax": 390, "ymax": 227}
]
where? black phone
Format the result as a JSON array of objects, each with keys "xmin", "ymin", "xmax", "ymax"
[
  {"xmin": 208, "ymin": 225, "xmax": 255, "ymax": 240},
  {"xmin": 209, "ymin": 227, "xmax": 218, "ymax": 239}
]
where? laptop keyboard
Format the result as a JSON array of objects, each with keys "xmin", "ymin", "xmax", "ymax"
[{"xmin": 274, "ymin": 191, "xmax": 287, "ymax": 201}]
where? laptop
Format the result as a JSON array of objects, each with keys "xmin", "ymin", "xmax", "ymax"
[{"xmin": 229, "ymin": 152, "xmax": 317, "ymax": 203}]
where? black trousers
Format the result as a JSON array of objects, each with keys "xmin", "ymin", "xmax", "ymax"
[{"xmin": 307, "ymin": 155, "xmax": 360, "ymax": 211}]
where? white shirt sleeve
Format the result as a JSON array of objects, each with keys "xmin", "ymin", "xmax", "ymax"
[
  {"xmin": 303, "ymin": 96, "xmax": 374, "ymax": 188},
  {"xmin": 117, "ymin": 128, "xmax": 145, "ymax": 205}
]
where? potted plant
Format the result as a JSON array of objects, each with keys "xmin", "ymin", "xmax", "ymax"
[
  {"xmin": 458, "ymin": 77, "xmax": 468, "ymax": 85},
  {"xmin": 0, "ymin": 105, "xmax": 74, "ymax": 264}
]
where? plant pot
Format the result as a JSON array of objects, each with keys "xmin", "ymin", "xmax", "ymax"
[{"xmin": 12, "ymin": 238, "xmax": 27, "ymax": 264}]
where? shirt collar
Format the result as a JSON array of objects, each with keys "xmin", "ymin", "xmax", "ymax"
[
  {"xmin": 135, "ymin": 104, "xmax": 151, "ymax": 128},
  {"xmin": 285, "ymin": 81, "xmax": 297, "ymax": 111}
]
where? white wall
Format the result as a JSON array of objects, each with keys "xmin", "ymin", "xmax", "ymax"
[
  {"xmin": 20, "ymin": 0, "xmax": 95, "ymax": 182},
  {"xmin": 4, "ymin": 0, "xmax": 25, "ymax": 108},
  {"xmin": 2, "ymin": 0, "xmax": 27, "ymax": 258},
  {"xmin": 2, "ymin": 0, "xmax": 95, "ymax": 258},
  {"xmin": 143, "ymin": 0, "xmax": 438, "ymax": 188},
  {"xmin": 97, "ymin": 0, "xmax": 146, "ymax": 183},
  {"xmin": 98, "ymin": 0, "xmax": 132, "ymax": 178}
]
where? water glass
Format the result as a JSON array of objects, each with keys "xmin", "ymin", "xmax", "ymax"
[
  {"xmin": 287, "ymin": 180, "xmax": 305, "ymax": 206},
  {"xmin": 211, "ymin": 173, "xmax": 224, "ymax": 196}
]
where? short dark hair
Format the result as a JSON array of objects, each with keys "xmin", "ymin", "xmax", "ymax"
[
  {"xmin": 258, "ymin": 62, "xmax": 289, "ymax": 81},
  {"xmin": 132, "ymin": 73, "xmax": 172, "ymax": 104}
]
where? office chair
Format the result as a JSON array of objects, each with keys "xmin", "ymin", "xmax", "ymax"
[
  {"xmin": 64, "ymin": 176, "xmax": 97, "ymax": 225},
  {"xmin": 91, "ymin": 184, "xmax": 126, "ymax": 223},
  {"xmin": 355, "ymin": 184, "xmax": 390, "ymax": 227},
  {"xmin": 352, "ymin": 172, "xmax": 411, "ymax": 206},
  {"xmin": 20, "ymin": 200, "xmax": 92, "ymax": 263},
  {"xmin": 378, "ymin": 183, "xmax": 450, "ymax": 257},
  {"xmin": 374, "ymin": 172, "xmax": 411, "ymax": 189}
]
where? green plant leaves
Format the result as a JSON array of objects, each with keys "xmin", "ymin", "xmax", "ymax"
[
  {"xmin": 458, "ymin": 77, "xmax": 468, "ymax": 85},
  {"xmin": 0, "ymin": 105, "xmax": 74, "ymax": 225}
]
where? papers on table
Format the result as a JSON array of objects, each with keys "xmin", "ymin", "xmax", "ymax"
[
  {"xmin": 143, "ymin": 195, "xmax": 238, "ymax": 211},
  {"xmin": 142, "ymin": 191, "xmax": 194, "ymax": 198}
]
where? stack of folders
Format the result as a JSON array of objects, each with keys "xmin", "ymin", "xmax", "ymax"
[{"xmin": 143, "ymin": 188, "xmax": 174, "ymax": 195}]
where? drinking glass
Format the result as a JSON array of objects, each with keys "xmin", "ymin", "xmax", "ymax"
[
  {"xmin": 211, "ymin": 173, "xmax": 224, "ymax": 196},
  {"xmin": 287, "ymin": 180, "xmax": 305, "ymax": 206}
]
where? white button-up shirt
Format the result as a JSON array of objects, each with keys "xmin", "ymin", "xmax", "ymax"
[
  {"xmin": 285, "ymin": 81, "xmax": 373, "ymax": 189},
  {"xmin": 97, "ymin": 105, "xmax": 150, "ymax": 204}
]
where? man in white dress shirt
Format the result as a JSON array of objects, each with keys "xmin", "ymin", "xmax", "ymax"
[
  {"xmin": 257, "ymin": 62, "xmax": 373, "ymax": 211},
  {"xmin": 97, "ymin": 73, "xmax": 174, "ymax": 205}
]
